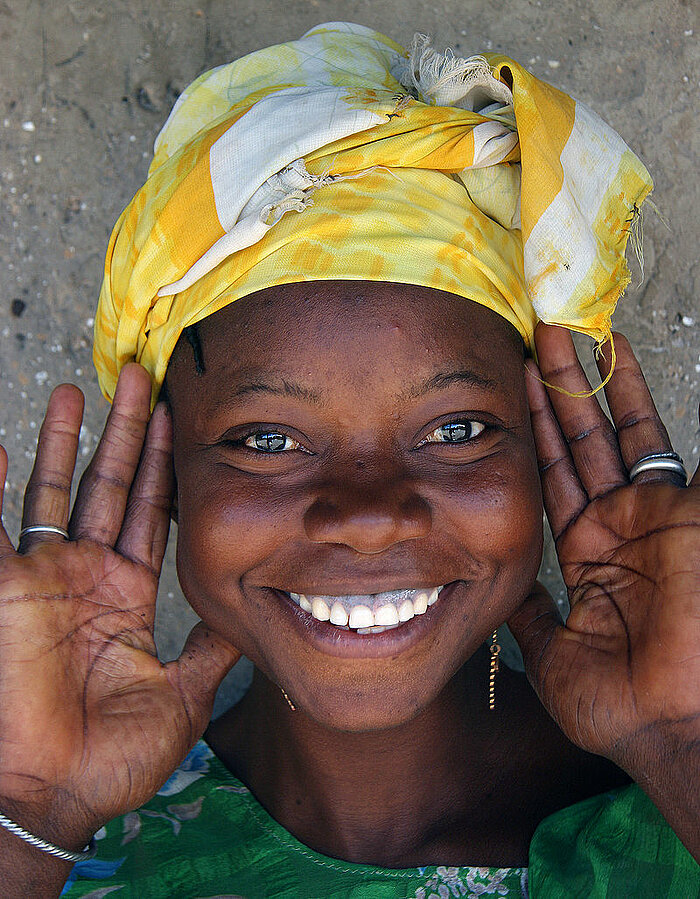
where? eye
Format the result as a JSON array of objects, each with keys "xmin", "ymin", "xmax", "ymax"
[
  {"xmin": 243, "ymin": 432, "xmax": 304, "ymax": 453},
  {"xmin": 417, "ymin": 420, "xmax": 486, "ymax": 446}
]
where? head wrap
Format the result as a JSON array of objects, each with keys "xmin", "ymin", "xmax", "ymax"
[{"xmin": 94, "ymin": 22, "xmax": 652, "ymax": 406}]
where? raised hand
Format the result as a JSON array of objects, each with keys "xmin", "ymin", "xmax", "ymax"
[
  {"xmin": 0, "ymin": 365, "xmax": 239, "ymax": 857},
  {"xmin": 509, "ymin": 324, "xmax": 699, "ymax": 856}
]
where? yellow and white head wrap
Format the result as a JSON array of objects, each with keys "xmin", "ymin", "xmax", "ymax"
[{"xmin": 94, "ymin": 22, "xmax": 652, "ymax": 406}]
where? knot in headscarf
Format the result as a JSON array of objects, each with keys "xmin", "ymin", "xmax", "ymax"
[{"xmin": 93, "ymin": 22, "xmax": 652, "ymax": 406}]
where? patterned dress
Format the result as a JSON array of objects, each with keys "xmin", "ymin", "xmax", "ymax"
[{"xmin": 61, "ymin": 742, "xmax": 698, "ymax": 898}]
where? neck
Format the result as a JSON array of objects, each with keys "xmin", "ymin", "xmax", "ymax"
[
  {"xmin": 207, "ymin": 647, "xmax": 533, "ymax": 867},
  {"xmin": 206, "ymin": 648, "xmax": 631, "ymax": 868}
]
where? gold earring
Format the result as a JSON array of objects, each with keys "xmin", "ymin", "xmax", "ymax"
[
  {"xmin": 489, "ymin": 628, "xmax": 501, "ymax": 711},
  {"xmin": 280, "ymin": 687, "xmax": 297, "ymax": 711}
]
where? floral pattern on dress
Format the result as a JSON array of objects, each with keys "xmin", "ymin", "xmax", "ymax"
[
  {"xmin": 62, "ymin": 751, "xmax": 214, "ymax": 895},
  {"xmin": 157, "ymin": 741, "xmax": 214, "ymax": 796},
  {"xmin": 59, "ymin": 857, "xmax": 127, "ymax": 896},
  {"xmin": 139, "ymin": 795, "xmax": 207, "ymax": 835},
  {"xmin": 412, "ymin": 865, "xmax": 524, "ymax": 899}
]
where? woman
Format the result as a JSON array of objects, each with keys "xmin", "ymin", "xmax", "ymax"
[{"xmin": 0, "ymin": 23, "xmax": 697, "ymax": 897}]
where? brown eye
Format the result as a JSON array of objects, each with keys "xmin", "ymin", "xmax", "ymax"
[
  {"xmin": 418, "ymin": 420, "xmax": 486, "ymax": 446},
  {"xmin": 244, "ymin": 432, "xmax": 302, "ymax": 453}
]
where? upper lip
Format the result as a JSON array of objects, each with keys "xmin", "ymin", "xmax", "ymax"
[{"xmin": 274, "ymin": 582, "xmax": 450, "ymax": 596}]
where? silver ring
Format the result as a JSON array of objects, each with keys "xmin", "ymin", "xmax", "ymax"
[
  {"xmin": 628, "ymin": 452, "xmax": 687, "ymax": 483},
  {"xmin": 18, "ymin": 525, "xmax": 70, "ymax": 541}
]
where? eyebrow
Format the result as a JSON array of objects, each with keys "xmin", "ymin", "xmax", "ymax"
[
  {"xmin": 229, "ymin": 378, "xmax": 322, "ymax": 404},
  {"xmin": 402, "ymin": 369, "xmax": 500, "ymax": 400},
  {"xmin": 226, "ymin": 369, "xmax": 498, "ymax": 407}
]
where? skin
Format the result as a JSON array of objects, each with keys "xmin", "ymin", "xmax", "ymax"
[{"xmin": 0, "ymin": 281, "xmax": 697, "ymax": 895}]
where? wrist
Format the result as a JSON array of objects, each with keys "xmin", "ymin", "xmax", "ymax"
[
  {"xmin": 0, "ymin": 811, "xmax": 97, "ymax": 862},
  {"xmin": 612, "ymin": 717, "xmax": 698, "ymax": 782},
  {"xmin": 0, "ymin": 791, "xmax": 99, "ymax": 855},
  {"xmin": 0, "ymin": 823, "xmax": 75, "ymax": 899},
  {"xmin": 612, "ymin": 719, "xmax": 700, "ymax": 861}
]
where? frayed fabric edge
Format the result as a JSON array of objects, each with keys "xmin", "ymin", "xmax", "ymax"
[{"xmin": 393, "ymin": 33, "xmax": 513, "ymax": 111}]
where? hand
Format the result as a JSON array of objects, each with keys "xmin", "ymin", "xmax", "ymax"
[
  {"xmin": 0, "ymin": 365, "xmax": 240, "ymax": 849},
  {"xmin": 509, "ymin": 324, "xmax": 699, "ymax": 852}
]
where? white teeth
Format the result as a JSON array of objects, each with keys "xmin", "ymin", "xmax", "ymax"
[
  {"xmin": 311, "ymin": 598, "xmax": 331, "ymax": 621},
  {"xmin": 330, "ymin": 602, "xmax": 349, "ymax": 626},
  {"xmin": 348, "ymin": 605, "xmax": 374, "ymax": 629},
  {"xmin": 290, "ymin": 592, "xmax": 313, "ymax": 613},
  {"xmin": 413, "ymin": 590, "xmax": 429, "ymax": 615},
  {"xmin": 398, "ymin": 599, "xmax": 415, "ymax": 622},
  {"xmin": 374, "ymin": 604, "xmax": 400, "ymax": 626},
  {"xmin": 288, "ymin": 585, "xmax": 447, "ymax": 633}
]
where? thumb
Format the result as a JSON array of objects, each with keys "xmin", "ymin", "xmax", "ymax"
[
  {"xmin": 167, "ymin": 622, "xmax": 241, "ymax": 732},
  {"xmin": 507, "ymin": 580, "xmax": 563, "ymax": 698}
]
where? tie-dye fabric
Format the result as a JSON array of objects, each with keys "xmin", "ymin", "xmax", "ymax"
[{"xmin": 93, "ymin": 22, "xmax": 653, "ymax": 407}]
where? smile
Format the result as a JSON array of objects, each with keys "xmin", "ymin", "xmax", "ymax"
[{"xmin": 286, "ymin": 586, "xmax": 444, "ymax": 634}]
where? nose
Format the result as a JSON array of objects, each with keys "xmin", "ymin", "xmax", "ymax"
[{"xmin": 303, "ymin": 471, "xmax": 432, "ymax": 554}]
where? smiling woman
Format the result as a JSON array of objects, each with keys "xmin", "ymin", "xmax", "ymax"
[
  {"xmin": 0, "ymin": 21, "xmax": 698, "ymax": 899},
  {"xmin": 167, "ymin": 283, "xmax": 542, "ymax": 733}
]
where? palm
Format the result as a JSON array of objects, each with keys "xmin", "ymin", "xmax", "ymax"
[
  {"xmin": 546, "ymin": 483, "xmax": 699, "ymax": 754},
  {"xmin": 0, "ymin": 366, "xmax": 238, "ymax": 840},
  {"xmin": 511, "ymin": 325, "xmax": 700, "ymax": 765}
]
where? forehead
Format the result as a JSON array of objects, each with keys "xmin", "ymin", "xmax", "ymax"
[{"xmin": 167, "ymin": 281, "xmax": 524, "ymax": 408}]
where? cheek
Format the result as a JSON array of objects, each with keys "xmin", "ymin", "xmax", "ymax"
[
  {"xmin": 439, "ymin": 454, "xmax": 543, "ymax": 589},
  {"xmin": 172, "ymin": 463, "xmax": 304, "ymax": 638},
  {"xmin": 177, "ymin": 462, "xmax": 298, "ymax": 559},
  {"xmin": 496, "ymin": 480, "xmax": 543, "ymax": 601}
]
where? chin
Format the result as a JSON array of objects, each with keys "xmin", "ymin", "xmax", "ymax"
[
  {"xmin": 264, "ymin": 626, "xmax": 480, "ymax": 734},
  {"xmin": 290, "ymin": 676, "xmax": 447, "ymax": 733}
]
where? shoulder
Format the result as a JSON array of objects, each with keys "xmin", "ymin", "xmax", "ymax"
[{"xmin": 529, "ymin": 785, "xmax": 700, "ymax": 897}]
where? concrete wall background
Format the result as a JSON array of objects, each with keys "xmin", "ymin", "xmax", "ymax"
[{"xmin": 0, "ymin": 0, "xmax": 697, "ymax": 711}]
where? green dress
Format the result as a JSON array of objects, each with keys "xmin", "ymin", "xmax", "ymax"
[{"xmin": 61, "ymin": 741, "xmax": 699, "ymax": 899}]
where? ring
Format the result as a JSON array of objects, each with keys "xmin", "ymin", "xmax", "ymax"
[
  {"xmin": 18, "ymin": 525, "xmax": 70, "ymax": 541},
  {"xmin": 628, "ymin": 452, "xmax": 687, "ymax": 484}
]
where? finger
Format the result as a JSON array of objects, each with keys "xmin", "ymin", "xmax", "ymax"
[
  {"xmin": 596, "ymin": 333, "xmax": 681, "ymax": 486},
  {"xmin": 167, "ymin": 623, "xmax": 241, "ymax": 736},
  {"xmin": 70, "ymin": 364, "xmax": 152, "ymax": 545},
  {"xmin": 0, "ymin": 445, "xmax": 14, "ymax": 558},
  {"xmin": 534, "ymin": 324, "xmax": 627, "ymax": 497},
  {"xmin": 525, "ymin": 359, "xmax": 588, "ymax": 540},
  {"xmin": 507, "ymin": 580, "xmax": 562, "ymax": 702},
  {"xmin": 115, "ymin": 402, "xmax": 174, "ymax": 577},
  {"xmin": 20, "ymin": 384, "xmax": 84, "ymax": 550}
]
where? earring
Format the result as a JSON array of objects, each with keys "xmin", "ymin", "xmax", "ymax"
[
  {"xmin": 489, "ymin": 628, "xmax": 501, "ymax": 711},
  {"xmin": 280, "ymin": 687, "xmax": 297, "ymax": 711}
]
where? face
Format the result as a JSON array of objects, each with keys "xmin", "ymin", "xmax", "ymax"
[{"xmin": 166, "ymin": 282, "xmax": 542, "ymax": 731}]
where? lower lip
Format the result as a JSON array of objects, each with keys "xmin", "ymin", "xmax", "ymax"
[{"xmin": 269, "ymin": 583, "xmax": 462, "ymax": 659}]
